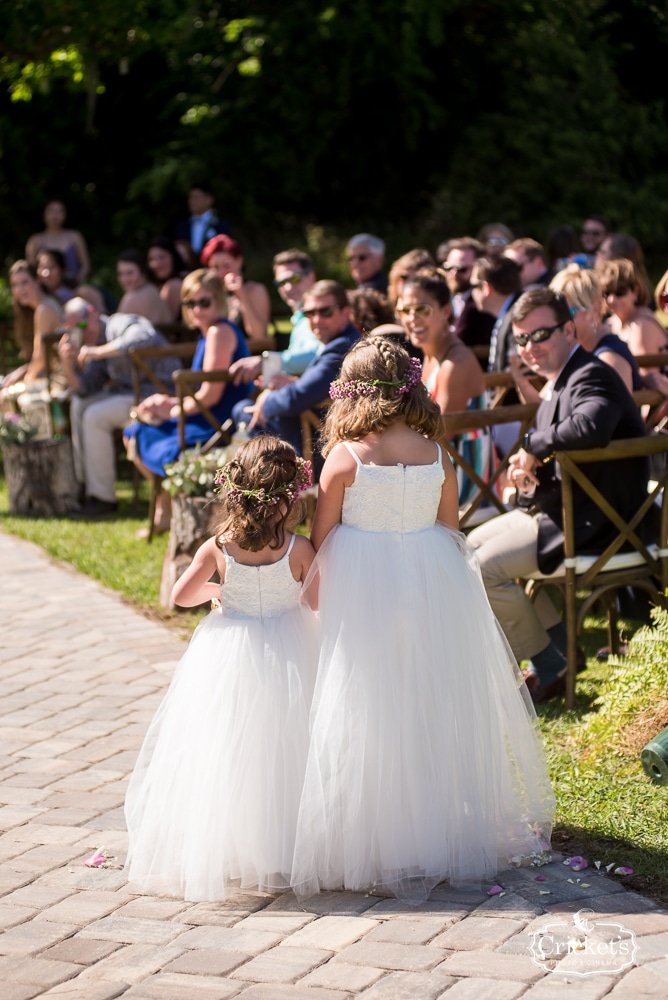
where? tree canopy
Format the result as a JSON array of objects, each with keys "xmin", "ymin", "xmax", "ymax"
[{"xmin": 1, "ymin": 0, "xmax": 668, "ymax": 265}]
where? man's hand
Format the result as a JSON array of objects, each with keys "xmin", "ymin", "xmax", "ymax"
[
  {"xmin": 244, "ymin": 388, "xmax": 271, "ymax": 430},
  {"xmin": 509, "ymin": 448, "xmax": 540, "ymax": 494},
  {"xmin": 77, "ymin": 344, "xmax": 101, "ymax": 368},
  {"xmin": 229, "ymin": 355, "xmax": 262, "ymax": 385},
  {"xmin": 260, "ymin": 372, "xmax": 297, "ymax": 391}
]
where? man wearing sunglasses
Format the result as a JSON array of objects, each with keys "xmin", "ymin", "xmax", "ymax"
[
  {"xmin": 346, "ymin": 234, "xmax": 388, "ymax": 295},
  {"xmin": 230, "ymin": 249, "xmax": 321, "ymax": 387},
  {"xmin": 468, "ymin": 287, "xmax": 647, "ymax": 702},
  {"xmin": 233, "ymin": 280, "xmax": 359, "ymax": 463},
  {"xmin": 438, "ymin": 236, "xmax": 495, "ymax": 348}
]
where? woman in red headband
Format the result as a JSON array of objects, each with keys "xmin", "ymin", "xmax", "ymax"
[{"xmin": 201, "ymin": 235, "xmax": 271, "ymax": 349}]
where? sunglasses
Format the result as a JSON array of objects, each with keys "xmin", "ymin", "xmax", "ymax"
[
  {"xmin": 397, "ymin": 303, "xmax": 434, "ymax": 319},
  {"xmin": 605, "ymin": 286, "xmax": 630, "ymax": 298},
  {"xmin": 443, "ymin": 264, "xmax": 471, "ymax": 274},
  {"xmin": 347, "ymin": 253, "xmax": 370, "ymax": 262},
  {"xmin": 513, "ymin": 323, "xmax": 562, "ymax": 347},
  {"xmin": 183, "ymin": 296, "xmax": 213, "ymax": 309},
  {"xmin": 486, "ymin": 236, "xmax": 510, "ymax": 247},
  {"xmin": 303, "ymin": 305, "xmax": 336, "ymax": 319},
  {"xmin": 273, "ymin": 273, "xmax": 304, "ymax": 288}
]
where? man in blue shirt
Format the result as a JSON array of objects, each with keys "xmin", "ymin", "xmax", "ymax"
[{"xmin": 233, "ymin": 280, "xmax": 359, "ymax": 462}]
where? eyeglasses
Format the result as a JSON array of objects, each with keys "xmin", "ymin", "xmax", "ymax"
[
  {"xmin": 582, "ymin": 228, "xmax": 605, "ymax": 237},
  {"xmin": 513, "ymin": 323, "xmax": 562, "ymax": 347},
  {"xmin": 347, "ymin": 253, "xmax": 370, "ymax": 262},
  {"xmin": 486, "ymin": 236, "xmax": 510, "ymax": 247},
  {"xmin": 273, "ymin": 272, "xmax": 304, "ymax": 288},
  {"xmin": 442, "ymin": 264, "xmax": 471, "ymax": 274},
  {"xmin": 397, "ymin": 303, "xmax": 434, "ymax": 319},
  {"xmin": 303, "ymin": 305, "xmax": 336, "ymax": 319},
  {"xmin": 183, "ymin": 296, "xmax": 213, "ymax": 309}
]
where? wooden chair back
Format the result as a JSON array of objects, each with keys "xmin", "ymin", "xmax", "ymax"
[
  {"xmin": 442, "ymin": 402, "xmax": 539, "ymax": 529},
  {"xmin": 532, "ymin": 435, "xmax": 668, "ymax": 708}
]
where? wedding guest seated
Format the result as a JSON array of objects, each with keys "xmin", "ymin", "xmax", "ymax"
[
  {"xmin": 146, "ymin": 238, "xmax": 185, "ymax": 322},
  {"xmin": 25, "ymin": 199, "xmax": 91, "ymax": 283},
  {"xmin": 345, "ymin": 234, "xmax": 388, "ymax": 294},
  {"xmin": 116, "ymin": 249, "xmax": 172, "ymax": 327},
  {"xmin": 549, "ymin": 264, "xmax": 641, "ymax": 394},
  {"xmin": 477, "ymin": 221, "xmax": 514, "ymax": 256},
  {"xmin": 231, "ymin": 279, "xmax": 359, "ymax": 463},
  {"xmin": 228, "ymin": 248, "xmax": 321, "ymax": 387},
  {"xmin": 2, "ymin": 260, "xmax": 62, "ymax": 390},
  {"xmin": 201, "ymin": 235, "xmax": 271, "ymax": 349},
  {"xmin": 387, "ymin": 248, "xmax": 435, "ymax": 310},
  {"xmin": 58, "ymin": 297, "xmax": 178, "ymax": 518},
  {"xmin": 36, "ymin": 249, "xmax": 106, "ymax": 314},
  {"xmin": 597, "ymin": 258, "xmax": 668, "ymax": 364},
  {"xmin": 397, "ymin": 269, "xmax": 493, "ymax": 505},
  {"xmin": 347, "ymin": 286, "xmax": 394, "ymax": 335},
  {"xmin": 468, "ymin": 288, "xmax": 647, "ymax": 702},
  {"xmin": 124, "ymin": 269, "xmax": 251, "ymax": 531}
]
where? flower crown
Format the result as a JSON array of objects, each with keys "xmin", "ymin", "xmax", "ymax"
[
  {"xmin": 214, "ymin": 456, "xmax": 313, "ymax": 507},
  {"xmin": 329, "ymin": 356, "xmax": 423, "ymax": 400}
]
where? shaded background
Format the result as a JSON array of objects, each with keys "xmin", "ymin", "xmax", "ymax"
[{"xmin": 1, "ymin": 0, "xmax": 667, "ymax": 279}]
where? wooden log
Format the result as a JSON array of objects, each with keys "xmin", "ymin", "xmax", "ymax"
[
  {"xmin": 2, "ymin": 438, "xmax": 79, "ymax": 516},
  {"xmin": 159, "ymin": 495, "xmax": 215, "ymax": 609}
]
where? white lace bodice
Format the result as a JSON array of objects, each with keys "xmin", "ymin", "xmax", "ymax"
[
  {"xmin": 341, "ymin": 442, "xmax": 445, "ymax": 533},
  {"xmin": 218, "ymin": 535, "xmax": 302, "ymax": 619}
]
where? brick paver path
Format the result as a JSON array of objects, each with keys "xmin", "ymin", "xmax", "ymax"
[{"xmin": 1, "ymin": 530, "xmax": 667, "ymax": 999}]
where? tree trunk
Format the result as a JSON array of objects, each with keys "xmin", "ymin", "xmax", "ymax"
[
  {"xmin": 159, "ymin": 495, "xmax": 215, "ymax": 609},
  {"xmin": 2, "ymin": 439, "xmax": 79, "ymax": 516}
]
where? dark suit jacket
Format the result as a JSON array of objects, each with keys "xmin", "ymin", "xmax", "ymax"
[
  {"xmin": 261, "ymin": 323, "xmax": 360, "ymax": 459},
  {"xmin": 454, "ymin": 294, "xmax": 495, "ymax": 348},
  {"xmin": 525, "ymin": 346, "xmax": 647, "ymax": 574},
  {"xmin": 173, "ymin": 215, "xmax": 231, "ymax": 253},
  {"xmin": 488, "ymin": 293, "xmax": 521, "ymax": 372}
]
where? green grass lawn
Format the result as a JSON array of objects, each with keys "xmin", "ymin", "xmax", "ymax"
[{"xmin": 1, "ymin": 462, "xmax": 668, "ymax": 904}]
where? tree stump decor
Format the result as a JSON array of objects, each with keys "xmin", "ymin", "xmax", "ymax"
[
  {"xmin": 2, "ymin": 438, "xmax": 79, "ymax": 516},
  {"xmin": 159, "ymin": 494, "xmax": 215, "ymax": 609}
]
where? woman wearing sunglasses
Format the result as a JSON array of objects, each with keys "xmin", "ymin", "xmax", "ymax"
[
  {"xmin": 398, "ymin": 269, "xmax": 493, "ymax": 505},
  {"xmin": 597, "ymin": 258, "xmax": 668, "ymax": 367},
  {"xmin": 124, "ymin": 269, "xmax": 251, "ymax": 532}
]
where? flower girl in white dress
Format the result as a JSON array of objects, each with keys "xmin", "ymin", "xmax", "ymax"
[
  {"xmin": 291, "ymin": 335, "xmax": 554, "ymax": 903},
  {"xmin": 125, "ymin": 436, "xmax": 319, "ymax": 901}
]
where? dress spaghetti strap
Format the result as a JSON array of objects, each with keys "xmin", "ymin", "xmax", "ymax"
[{"xmin": 343, "ymin": 442, "xmax": 363, "ymax": 466}]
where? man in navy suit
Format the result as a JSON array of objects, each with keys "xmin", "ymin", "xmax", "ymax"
[
  {"xmin": 173, "ymin": 184, "xmax": 231, "ymax": 267},
  {"xmin": 234, "ymin": 280, "xmax": 359, "ymax": 466},
  {"xmin": 468, "ymin": 287, "xmax": 647, "ymax": 700}
]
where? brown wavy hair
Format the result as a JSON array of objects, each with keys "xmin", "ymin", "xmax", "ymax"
[
  {"xmin": 214, "ymin": 436, "xmax": 305, "ymax": 551},
  {"xmin": 322, "ymin": 335, "xmax": 443, "ymax": 456}
]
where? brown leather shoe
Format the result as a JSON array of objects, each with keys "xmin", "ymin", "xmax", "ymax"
[{"xmin": 522, "ymin": 669, "xmax": 566, "ymax": 703}]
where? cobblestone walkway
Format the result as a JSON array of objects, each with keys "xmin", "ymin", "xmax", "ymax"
[{"xmin": 1, "ymin": 530, "xmax": 667, "ymax": 999}]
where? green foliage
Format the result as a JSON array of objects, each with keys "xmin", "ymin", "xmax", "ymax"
[{"xmin": 162, "ymin": 445, "xmax": 229, "ymax": 498}]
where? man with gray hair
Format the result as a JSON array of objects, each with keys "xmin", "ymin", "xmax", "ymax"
[
  {"xmin": 346, "ymin": 233, "xmax": 388, "ymax": 294},
  {"xmin": 58, "ymin": 298, "xmax": 178, "ymax": 517}
]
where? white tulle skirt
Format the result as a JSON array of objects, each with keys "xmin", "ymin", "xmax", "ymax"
[
  {"xmin": 291, "ymin": 523, "xmax": 554, "ymax": 903},
  {"xmin": 125, "ymin": 605, "xmax": 319, "ymax": 901}
]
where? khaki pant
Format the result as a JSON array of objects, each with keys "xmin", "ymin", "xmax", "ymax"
[
  {"xmin": 468, "ymin": 508, "xmax": 561, "ymax": 662},
  {"xmin": 70, "ymin": 392, "xmax": 134, "ymax": 503}
]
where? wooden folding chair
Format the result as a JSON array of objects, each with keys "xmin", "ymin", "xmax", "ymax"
[
  {"xmin": 443, "ymin": 402, "xmax": 539, "ymax": 530},
  {"xmin": 527, "ymin": 435, "xmax": 668, "ymax": 708},
  {"xmin": 299, "ymin": 404, "xmax": 328, "ymax": 530}
]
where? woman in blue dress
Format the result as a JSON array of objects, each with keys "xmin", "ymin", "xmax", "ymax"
[{"xmin": 124, "ymin": 269, "xmax": 251, "ymax": 531}]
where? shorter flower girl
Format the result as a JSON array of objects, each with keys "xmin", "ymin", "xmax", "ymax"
[{"xmin": 125, "ymin": 436, "xmax": 319, "ymax": 901}]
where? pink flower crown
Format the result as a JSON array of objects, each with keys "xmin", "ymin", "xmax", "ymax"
[
  {"xmin": 214, "ymin": 456, "xmax": 313, "ymax": 507},
  {"xmin": 330, "ymin": 356, "xmax": 422, "ymax": 400}
]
